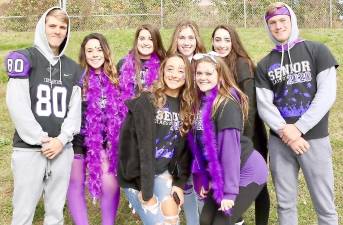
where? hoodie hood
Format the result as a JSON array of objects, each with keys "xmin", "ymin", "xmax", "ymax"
[
  {"xmin": 264, "ymin": 3, "xmax": 302, "ymax": 51},
  {"xmin": 34, "ymin": 7, "xmax": 70, "ymax": 66}
]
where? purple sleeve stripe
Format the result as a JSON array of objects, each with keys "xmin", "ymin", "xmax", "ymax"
[
  {"xmin": 5, "ymin": 51, "xmax": 31, "ymax": 78},
  {"xmin": 78, "ymin": 69, "xmax": 86, "ymax": 87}
]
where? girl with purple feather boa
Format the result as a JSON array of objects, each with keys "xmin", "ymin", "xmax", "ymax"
[
  {"xmin": 190, "ymin": 54, "xmax": 268, "ymax": 225},
  {"xmin": 117, "ymin": 24, "xmax": 166, "ymax": 103},
  {"xmin": 67, "ymin": 33, "xmax": 125, "ymax": 225}
]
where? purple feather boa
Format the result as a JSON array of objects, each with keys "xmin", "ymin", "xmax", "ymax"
[
  {"xmin": 82, "ymin": 68, "xmax": 125, "ymax": 199},
  {"xmin": 201, "ymin": 88, "xmax": 225, "ymax": 204},
  {"xmin": 119, "ymin": 52, "xmax": 160, "ymax": 106},
  {"xmin": 187, "ymin": 132, "xmax": 204, "ymax": 174},
  {"xmin": 187, "ymin": 131, "xmax": 210, "ymax": 194}
]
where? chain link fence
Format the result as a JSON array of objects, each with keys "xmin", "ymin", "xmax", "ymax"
[{"xmin": 1, "ymin": 0, "xmax": 343, "ymax": 32}]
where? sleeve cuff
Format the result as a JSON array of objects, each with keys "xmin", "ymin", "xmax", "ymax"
[
  {"xmin": 38, "ymin": 132, "xmax": 49, "ymax": 145},
  {"xmin": 223, "ymin": 193, "xmax": 237, "ymax": 202},
  {"xmin": 294, "ymin": 120, "xmax": 308, "ymax": 135},
  {"xmin": 56, "ymin": 133, "xmax": 69, "ymax": 146},
  {"xmin": 274, "ymin": 122, "xmax": 286, "ymax": 134}
]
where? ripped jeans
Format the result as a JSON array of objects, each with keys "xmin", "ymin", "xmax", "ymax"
[{"xmin": 124, "ymin": 171, "xmax": 180, "ymax": 225}]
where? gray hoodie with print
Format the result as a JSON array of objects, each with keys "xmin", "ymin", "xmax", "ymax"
[{"xmin": 255, "ymin": 3, "xmax": 338, "ymax": 138}]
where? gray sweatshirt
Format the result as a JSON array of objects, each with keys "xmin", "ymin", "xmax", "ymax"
[
  {"xmin": 5, "ymin": 7, "xmax": 82, "ymax": 148},
  {"xmin": 255, "ymin": 3, "xmax": 338, "ymax": 139}
]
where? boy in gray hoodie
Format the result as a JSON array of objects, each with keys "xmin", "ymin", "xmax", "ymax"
[
  {"xmin": 255, "ymin": 2, "xmax": 338, "ymax": 225},
  {"xmin": 5, "ymin": 7, "xmax": 82, "ymax": 225}
]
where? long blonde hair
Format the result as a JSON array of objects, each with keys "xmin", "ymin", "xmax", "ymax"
[
  {"xmin": 167, "ymin": 20, "xmax": 206, "ymax": 56},
  {"xmin": 151, "ymin": 53, "xmax": 196, "ymax": 136},
  {"xmin": 194, "ymin": 56, "xmax": 249, "ymax": 122}
]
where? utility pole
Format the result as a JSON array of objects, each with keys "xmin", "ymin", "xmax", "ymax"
[{"xmin": 60, "ymin": 0, "xmax": 67, "ymax": 10}]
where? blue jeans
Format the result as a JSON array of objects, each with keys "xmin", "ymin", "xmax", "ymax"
[
  {"xmin": 124, "ymin": 171, "xmax": 180, "ymax": 225},
  {"xmin": 183, "ymin": 176, "xmax": 200, "ymax": 225}
]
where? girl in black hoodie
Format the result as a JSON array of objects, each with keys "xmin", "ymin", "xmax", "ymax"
[{"xmin": 118, "ymin": 53, "xmax": 195, "ymax": 225}]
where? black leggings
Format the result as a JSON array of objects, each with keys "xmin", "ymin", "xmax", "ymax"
[
  {"xmin": 254, "ymin": 184, "xmax": 270, "ymax": 225},
  {"xmin": 200, "ymin": 182, "xmax": 264, "ymax": 225},
  {"xmin": 254, "ymin": 139, "xmax": 270, "ymax": 225}
]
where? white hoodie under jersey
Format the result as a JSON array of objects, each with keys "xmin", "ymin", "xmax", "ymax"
[{"xmin": 5, "ymin": 7, "xmax": 82, "ymax": 148}]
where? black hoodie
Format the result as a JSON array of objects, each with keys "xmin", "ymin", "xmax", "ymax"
[{"xmin": 118, "ymin": 92, "xmax": 192, "ymax": 201}]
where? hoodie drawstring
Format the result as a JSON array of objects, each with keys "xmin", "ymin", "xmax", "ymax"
[
  {"xmin": 45, "ymin": 59, "xmax": 62, "ymax": 181},
  {"xmin": 49, "ymin": 58, "xmax": 62, "ymax": 88},
  {"xmin": 44, "ymin": 159, "xmax": 52, "ymax": 181},
  {"xmin": 280, "ymin": 44, "xmax": 285, "ymax": 69},
  {"xmin": 287, "ymin": 42, "xmax": 293, "ymax": 66},
  {"xmin": 59, "ymin": 57, "xmax": 62, "ymax": 83},
  {"xmin": 49, "ymin": 64, "xmax": 52, "ymax": 88},
  {"xmin": 280, "ymin": 42, "xmax": 294, "ymax": 73}
]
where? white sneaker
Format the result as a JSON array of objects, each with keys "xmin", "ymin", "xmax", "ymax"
[{"xmin": 235, "ymin": 220, "xmax": 245, "ymax": 225}]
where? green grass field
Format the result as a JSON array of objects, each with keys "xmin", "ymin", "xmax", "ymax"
[{"xmin": 0, "ymin": 28, "xmax": 342, "ymax": 225}]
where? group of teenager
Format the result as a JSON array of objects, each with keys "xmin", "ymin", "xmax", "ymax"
[{"xmin": 5, "ymin": 2, "xmax": 339, "ymax": 225}]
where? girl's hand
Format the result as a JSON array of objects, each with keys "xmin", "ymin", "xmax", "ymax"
[
  {"xmin": 199, "ymin": 186, "xmax": 209, "ymax": 198},
  {"xmin": 138, "ymin": 192, "xmax": 157, "ymax": 206},
  {"xmin": 218, "ymin": 199, "xmax": 234, "ymax": 211},
  {"xmin": 171, "ymin": 186, "xmax": 184, "ymax": 206}
]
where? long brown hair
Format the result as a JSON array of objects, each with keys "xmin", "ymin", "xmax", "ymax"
[
  {"xmin": 211, "ymin": 25, "xmax": 255, "ymax": 82},
  {"xmin": 152, "ymin": 53, "xmax": 195, "ymax": 136},
  {"xmin": 131, "ymin": 24, "xmax": 166, "ymax": 73},
  {"xmin": 79, "ymin": 33, "xmax": 118, "ymax": 94},
  {"xmin": 167, "ymin": 20, "xmax": 206, "ymax": 56},
  {"xmin": 194, "ymin": 56, "xmax": 249, "ymax": 122}
]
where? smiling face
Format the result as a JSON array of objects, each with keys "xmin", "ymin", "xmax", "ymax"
[
  {"xmin": 195, "ymin": 61, "xmax": 218, "ymax": 93},
  {"xmin": 212, "ymin": 28, "xmax": 232, "ymax": 57},
  {"xmin": 45, "ymin": 15, "xmax": 68, "ymax": 55},
  {"xmin": 85, "ymin": 38, "xmax": 105, "ymax": 73},
  {"xmin": 163, "ymin": 56, "xmax": 186, "ymax": 97},
  {"xmin": 267, "ymin": 14, "xmax": 292, "ymax": 44},
  {"xmin": 137, "ymin": 29, "xmax": 154, "ymax": 59},
  {"xmin": 177, "ymin": 27, "xmax": 197, "ymax": 58}
]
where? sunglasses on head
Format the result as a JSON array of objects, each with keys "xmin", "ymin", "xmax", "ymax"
[{"xmin": 193, "ymin": 51, "xmax": 219, "ymax": 64}]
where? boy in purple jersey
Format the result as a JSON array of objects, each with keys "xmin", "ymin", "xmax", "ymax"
[
  {"xmin": 255, "ymin": 2, "xmax": 339, "ymax": 225},
  {"xmin": 5, "ymin": 7, "xmax": 82, "ymax": 225}
]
